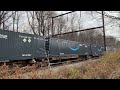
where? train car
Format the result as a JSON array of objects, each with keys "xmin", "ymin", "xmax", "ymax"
[
  {"xmin": 49, "ymin": 37, "xmax": 105, "ymax": 60},
  {"xmin": 49, "ymin": 38, "xmax": 81, "ymax": 60},
  {"xmin": 80, "ymin": 43, "xmax": 91, "ymax": 57},
  {"xmin": 49, "ymin": 37, "xmax": 60, "ymax": 57},
  {"xmin": 0, "ymin": 30, "xmax": 46, "ymax": 62},
  {"xmin": 0, "ymin": 29, "xmax": 106, "ymax": 64},
  {"xmin": 59, "ymin": 39, "xmax": 80, "ymax": 59},
  {"xmin": 91, "ymin": 45, "xmax": 104, "ymax": 57},
  {"xmin": 106, "ymin": 46, "xmax": 117, "ymax": 52},
  {"xmin": 33, "ymin": 35, "xmax": 46, "ymax": 60},
  {"xmin": 49, "ymin": 37, "xmax": 94, "ymax": 60}
]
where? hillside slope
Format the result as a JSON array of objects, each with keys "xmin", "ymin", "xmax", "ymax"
[{"xmin": 0, "ymin": 51, "xmax": 120, "ymax": 79}]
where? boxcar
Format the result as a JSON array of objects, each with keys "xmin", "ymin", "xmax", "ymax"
[
  {"xmin": 59, "ymin": 39, "xmax": 80, "ymax": 57},
  {"xmin": 0, "ymin": 29, "xmax": 106, "ymax": 62},
  {"xmin": 49, "ymin": 38, "xmax": 93, "ymax": 59},
  {"xmin": 106, "ymin": 46, "xmax": 116, "ymax": 52},
  {"xmin": 0, "ymin": 30, "xmax": 46, "ymax": 62},
  {"xmin": 91, "ymin": 45, "xmax": 104, "ymax": 56},
  {"xmin": 49, "ymin": 37, "xmax": 60, "ymax": 57},
  {"xmin": 49, "ymin": 37, "xmax": 105, "ymax": 59}
]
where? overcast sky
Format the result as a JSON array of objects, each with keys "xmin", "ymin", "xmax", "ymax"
[
  {"xmin": 15, "ymin": 11, "xmax": 120, "ymax": 40},
  {"xmin": 57, "ymin": 11, "xmax": 120, "ymax": 40}
]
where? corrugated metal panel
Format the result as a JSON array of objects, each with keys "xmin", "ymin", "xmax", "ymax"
[
  {"xmin": 91, "ymin": 45, "xmax": 104, "ymax": 56},
  {"xmin": 59, "ymin": 39, "xmax": 80, "ymax": 56},
  {"xmin": 33, "ymin": 35, "xmax": 46, "ymax": 58},
  {"xmin": 79, "ymin": 43, "xmax": 91, "ymax": 55},
  {"xmin": 0, "ymin": 30, "xmax": 46, "ymax": 61},
  {"xmin": 0, "ymin": 29, "xmax": 105, "ymax": 61},
  {"xmin": 0, "ymin": 30, "xmax": 19, "ymax": 60},
  {"xmin": 49, "ymin": 38, "xmax": 60, "ymax": 56},
  {"xmin": 49, "ymin": 37, "xmax": 93, "ymax": 57},
  {"xmin": 17, "ymin": 32, "xmax": 33, "ymax": 60}
]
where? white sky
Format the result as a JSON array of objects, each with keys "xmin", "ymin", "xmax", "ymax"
[
  {"xmin": 57, "ymin": 11, "xmax": 120, "ymax": 40},
  {"xmin": 13, "ymin": 11, "xmax": 120, "ymax": 40}
]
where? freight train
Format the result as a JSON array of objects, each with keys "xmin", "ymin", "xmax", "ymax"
[{"xmin": 0, "ymin": 29, "xmax": 108, "ymax": 65}]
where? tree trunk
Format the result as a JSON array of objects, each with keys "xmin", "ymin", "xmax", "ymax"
[
  {"xmin": 16, "ymin": 12, "xmax": 19, "ymax": 32},
  {"xmin": 12, "ymin": 11, "xmax": 16, "ymax": 31},
  {"xmin": 2, "ymin": 15, "xmax": 5, "ymax": 29}
]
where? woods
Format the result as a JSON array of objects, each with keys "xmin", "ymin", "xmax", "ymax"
[{"xmin": 0, "ymin": 11, "xmax": 120, "ymax": 49}]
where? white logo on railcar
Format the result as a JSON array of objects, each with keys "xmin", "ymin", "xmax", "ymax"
[
  {"xmin": 23, "ymin": 38, "xmax": 27, "ymax": 42},
  {"xmin": 34, "ymin": 37, "xmax": 43, "ymax": 40},
  {"xmin": 28, "ymin": 39, "xmax": 31, "ymax": 43},
  {"xmin": 19, "ymin": 35, "xmax": 32, "ymax": 43},
  {"xmin": 79, "ymin": 44, "xmax": 82, "ymax": 46},
  {"xmin": 85, "ymin": 46, "xmax": 88, "ymax": 47},
  {"xmin": 0, "ymin": 34, "xmax": 7, "ymax": 39}
]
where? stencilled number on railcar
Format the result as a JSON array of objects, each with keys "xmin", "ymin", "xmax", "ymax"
[
  {"xmin": 22, "ymin": 54, "xmax": 31, "ymax": 56},
  {"xmin": 0, "ymin": 34, "xmax": 8, "ymax": 39}
]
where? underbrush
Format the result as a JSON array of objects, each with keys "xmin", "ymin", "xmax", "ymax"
[{"xmin": 0, "ymin": 51, "xmax": 120, "ymax": 79}]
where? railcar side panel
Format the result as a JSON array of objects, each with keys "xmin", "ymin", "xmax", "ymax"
[
  {"xmin": 58, "ymin": 39, "xmax": 79, "ymax": 56},
  {"xmin": 0, "ymin": 30, "xmax": 46, "ymax": 61},
  {"xmin": 17, "ymin": 32, "xmax": 33, "ymax": 60},
  {"xmin": 0, "ymin": 30, "xmax": 19, "ymax": 61},
  {"xmin": 49, "ymin": 38, "xmax": 60, "ymax": 57},
  {"xmin": 33, "ymin": 36, "xmax": 46, "ymax": 59},
  {"xmin": 91, "ymin": 45, "xmax": 104, "ymax": 56}
]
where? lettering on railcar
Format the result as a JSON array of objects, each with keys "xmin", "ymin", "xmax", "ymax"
[
  {"xmin": 34, "ymin": 36, "xmax": 44, "ymax": 40},
  {"xmin": 60, "ymin": 53, "xmax": 64, "ymax": 55},
  {"xmin": 22, "ymin": 54, "xmax": 32, "ymax": 56},
  {"xmin": 0, "ymin": 34, "xmax": 8, "ymax": 39},
  {"xmin": 19, "ymin": 35, "xmax": 31, "ymax": 39},
  {"xmin": 19, "ymin": 35, "xmax": 32, "ymax": 43}
]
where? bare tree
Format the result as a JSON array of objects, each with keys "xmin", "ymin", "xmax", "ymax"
[
  {"xmin": 12, "ymin": 11, "xmax": 17, "ymax": 31},
  {"xmin": 69, "ymin": 12, "xmax": 78, "ymax": 41},
  {"xmin": 0, "ymin": 11, "xmax": 9, "ymax": 29},
  {"xmin": 26, "ymin": 11, "xmax": 56, "ymax": 36},
  {"xmin": 35, "ymin": 11, "xmax": 45, "ymax": 36},
  {"xmin": 56, "ymin": 16, "xmax": 66, "ymax": 34},
  {"xmin": 0, "ymin": 11, "xmax": 17, "ymax": 30},
  {"xmin": 35, "ymin": 11, "xmax": 56, "ymax": 36},
  {"xmin": 16, "ymin": 11, "xmax": 23, "ymax": 32},
  {"xmin": 26, "ymin": 11, "xmax": 36, "ymax": 35}
]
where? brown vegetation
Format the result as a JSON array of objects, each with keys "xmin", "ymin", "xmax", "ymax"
[{"xmin": 0, "ymin": 51, "xmax": 120, "ymax": 79}]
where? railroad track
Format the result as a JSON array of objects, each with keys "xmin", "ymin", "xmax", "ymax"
[
  {"xmin": 37, "ymin": 57, "xmax": 99, "ymax": 71},
  {"xmin": 0, "ymin": 57, "xmax": 100, "ymax": 75},
  {"xmin": 49, "ymin": 58, "xmax": 98, "ymax": 68},
  {"xmin": 0, "ymin": 58, "xmax": 100, "ymax": 75}
]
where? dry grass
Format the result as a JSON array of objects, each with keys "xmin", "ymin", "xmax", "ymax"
[{"xmin": 0, "ymin": 50, "xmax": 120, "ymax": 79}]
